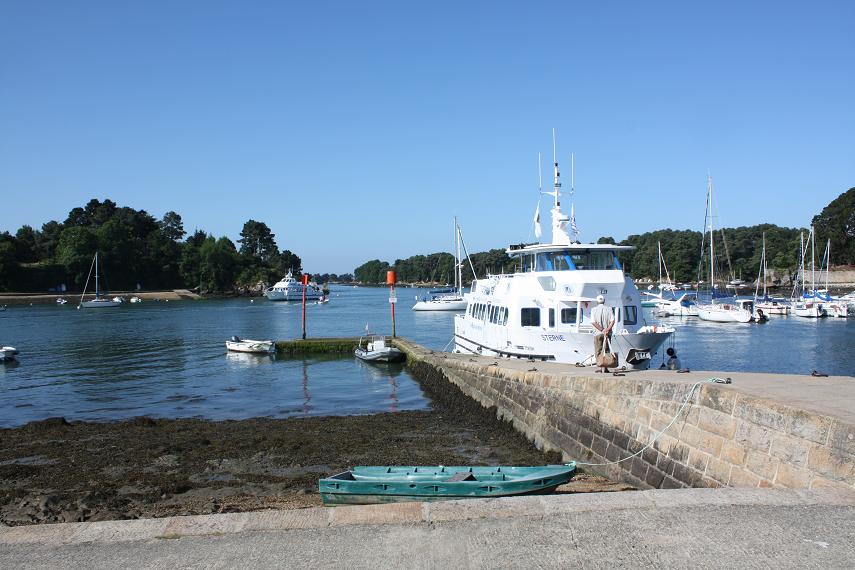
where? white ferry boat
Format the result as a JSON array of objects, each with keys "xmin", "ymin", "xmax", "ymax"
[
  {"xmin": 265, "ymin": 270, "xmax": 324, "ymax": 301},
  {"xmin": 453, "ymin": 137, "xmax": 673, "ymax": 369}
]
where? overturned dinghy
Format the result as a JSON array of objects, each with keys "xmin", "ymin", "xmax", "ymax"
[{"xmin": 319, "ymin": 463, "xmax": 576, "ymax": 505}]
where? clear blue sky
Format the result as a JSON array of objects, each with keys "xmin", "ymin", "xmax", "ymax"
[{"xmin": 2, "ymin": 1, "xmax": 853, "ymax": 273}]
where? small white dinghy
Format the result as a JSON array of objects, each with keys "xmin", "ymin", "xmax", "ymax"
[
  {"xmin": 355, "ymin": 335, "xmax": 405, "ymax": 363},
  {"xmin": 1, "ymin": 346, "xmax": 19, "ymax": 362},
  {"xmin": 225, "ymin": 336, "xmax": 275, "ymax": 354}
]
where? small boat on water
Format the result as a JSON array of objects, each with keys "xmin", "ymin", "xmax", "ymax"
[
  {"xmin": 225, "ymin": 336, "xmax": 275, "ymax": 354},
  {"xmin": 265, "ymin": 270, "xmax": 324, "ymax": 301},
  {"xmin": 412, "ymin": 218, "xmax": 474, "ymax": 312},
  {"xmin": 78, "ymin": 253, "xmax": 122, "ymax": 309},
  {"xmin": 130, "ymin": 296, "xmax": 142, "ymax": 304},
  {"xmin": 319, "ymin": 463, "xmax": 577, "ymax": 505},
  {"xmin": 1, "ymin": 346, "xmax": 19, "ymax": 362},
  {"xmin": 354, "ymin": 335, "xmax": 404, "ymax": 363},
  {"xmin": 56, "ymin": 298, "xmax": 68, "ymax": 305}
]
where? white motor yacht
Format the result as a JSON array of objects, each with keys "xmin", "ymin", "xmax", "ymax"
[
  {"xmin": 453, "ymin": 133, "xmax": 673, "ymax": 369},
  {"xmin": 265, "ymin": 270, "xmax": 324, "ymax": 301}
]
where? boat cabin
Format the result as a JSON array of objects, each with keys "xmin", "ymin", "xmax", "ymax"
[{"xmin": 508, "ymin": 243, "xmax": 633, "ymax": 273}]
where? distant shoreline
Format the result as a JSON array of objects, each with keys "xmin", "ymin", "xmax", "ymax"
[{"xmin": 0, "ymin": 289, "xmax": 201, "ymax": 305}]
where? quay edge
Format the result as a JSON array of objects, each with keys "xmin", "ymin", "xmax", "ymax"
[{"xmin": 391, "ymin": 337, "xmax": 855, "ymax": 492}]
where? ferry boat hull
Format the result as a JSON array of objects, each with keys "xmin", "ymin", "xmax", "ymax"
[
  {"xmin": 454, "ymin": 325, "xmax": 672, "ymax": 370},
  {"xmin": 413, "ymin": 297, "xmax": 467, "ymax": 311}
]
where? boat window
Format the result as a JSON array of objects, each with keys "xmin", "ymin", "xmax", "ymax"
[
  {"xmin": 561, "ymin": 307, "xmax": 578, "ymax": 324},
  {"xmin": 567, "ymin": 250, "xmax": 617, "ymax": 270},
  {"xmin": 537, "ymin": 276, "xmax": 556, "ymax": 291},
  {"xmin": 501, "ymin": 307, "xmax": 508, "ymax": 326},
  {"xmin": 622, "ymin": 306, "xmax": 638, "ymax": 325},
  {"xmin": 520, "ymin": 308, "xmax": 540, "ymax": 327}
]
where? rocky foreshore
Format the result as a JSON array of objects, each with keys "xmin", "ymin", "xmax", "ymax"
[{"xmin": 0, "ymin": 412, "xmax": 629, "ymax": 526}]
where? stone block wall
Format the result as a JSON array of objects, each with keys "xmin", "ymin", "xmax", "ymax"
[{"xmin": 398, "ymin": 340, "xmax": 855, "ymax": 491}]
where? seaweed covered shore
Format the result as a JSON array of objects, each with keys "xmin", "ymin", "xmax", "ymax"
[{"xmin": 0, "ymin": 409, "xmax": 629, "ymax": 526}]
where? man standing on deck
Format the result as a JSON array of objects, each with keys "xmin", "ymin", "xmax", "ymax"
[{"xmin": 591, "ymin": 294, "xmax": 614, "ymax": 372}]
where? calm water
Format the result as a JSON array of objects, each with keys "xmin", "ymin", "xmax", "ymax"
[{"xmin": 1, "ymin": 285, "xmax": 853, "ymax": 427}]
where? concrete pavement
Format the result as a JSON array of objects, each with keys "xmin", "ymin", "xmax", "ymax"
[{"xmin": 2, "ymin": 488, "xmax": 854, "ymax": 568}]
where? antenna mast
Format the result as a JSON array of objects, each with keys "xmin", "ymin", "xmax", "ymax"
[{"xmin": 551, "ymin": 128, "xmax": 561, "ymax": 209}]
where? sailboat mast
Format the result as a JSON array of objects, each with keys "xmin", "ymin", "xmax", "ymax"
[
  {"xmin": 799, "ymin": 232, "xmax": 805, "ymax": 295},
  {"xmin": 95, "ymin": 252, "xmax": 100, "ymax": 299},
  {"xmin": 811, "ymin": 226, "xmax": 816, "ymax": 293},
  {"xmin": 552, "ymin": 128, "xmax": 561, "ymax": 210},
  {"xmin": 762, "ymin": 233, "xmax": 767, "ymax": 298},
  {"xmin": 454, "ymin": 217, "xmax": 462, "ymax": 294},
  {"xmin": 825, "ymin": 238, "xmax": 830, "ymax": 291},
  {"xmin": 708, "ymin": 176, "xmax": 715, "ymax": 303}
]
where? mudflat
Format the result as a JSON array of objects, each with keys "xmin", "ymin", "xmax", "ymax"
[{"xmin": 0, "ymin": 410, "xmax": 628, "ymax": 526}]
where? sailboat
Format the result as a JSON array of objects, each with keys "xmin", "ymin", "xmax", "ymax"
[
  {"xmin": 78, "ymin": 252, "xmax": 122, "ymax": 309},
  {"xmin": 413, "ymin": 217, "xmax": 475, "ymax": 311},
  {"xmin": 754, "ymin": 233, "xmax": 790, "ymax": 315},
  {"xmin": 793, "ymin": 227, "xmax": 827, "ymax": 318},
  {"xmin": 696, "ymin": 176, "xmax": 753, "ymax": 323},
  {"xmin": 641, "ymin": 242, "xmax": 679, "ymax": 307},
  {"xmin": 819, "ymin": 239, "xmax": 849, "ymax": 318}
]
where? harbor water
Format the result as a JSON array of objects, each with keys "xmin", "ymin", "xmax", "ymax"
[{"xmin": 1, "ymin": 285, "xmax": 853, "ymax": 427}]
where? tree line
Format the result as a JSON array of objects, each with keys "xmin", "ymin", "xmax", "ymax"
[
  {"xmin": 0, "ymin": 199, "xmax": 303, "ymax": 293},
  {"xmin": 352, "ymin": 186, "xmax": 854, "ymax": 285}
]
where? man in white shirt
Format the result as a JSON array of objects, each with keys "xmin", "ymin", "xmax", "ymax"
[{"xmin": 590, "ymin": 294, "xmax": 615, "ymax": 372}]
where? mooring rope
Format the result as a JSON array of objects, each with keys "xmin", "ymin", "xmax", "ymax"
[{"xmin": 574, "ymin": 377, "xmax": 727, "ymax": 467}]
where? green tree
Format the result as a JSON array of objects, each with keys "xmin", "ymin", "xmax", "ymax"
[
  {"xmin": 812, "ymin": 187, "xmax": 855, "ymax": 265},
  {"xmin": 14, "ymin": 225, "xmax": 40, "ymax": 263},
  {"xmin": 159, "ymin": 211, "xmax": 186, "ymax": 242},
  {"xmin": 0, "ymin": 234, "xmax": 18, "ymax": 290},
  {"xmin": 55, "ymin": 226, "xmax": 98, "ymax": 286},
  {"xmin": 199, "ymin": 237, "xmax": 240, "ymax": 292},
  {"xmin": 238, "ymin": 220, "xmax": 278, "ymax": 261}
]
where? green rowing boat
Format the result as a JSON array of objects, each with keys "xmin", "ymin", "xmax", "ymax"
[{"xmin": 319, "ymin": 463, "xmax": 576, "ymax": 505}]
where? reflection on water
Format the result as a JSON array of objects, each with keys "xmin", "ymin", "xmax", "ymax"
[{"xmin": 0, "ymin": 286, "xmax": 853, "ymax": 427}]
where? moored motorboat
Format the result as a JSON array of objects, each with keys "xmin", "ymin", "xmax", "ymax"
[
  {"xmin": 265, "ymin": 270, "xmax": 324, "ymax": 301},
  {"xmin": 1, "ymin": 346, "xmax": 19, "ymax": 362},
  {"xmin": 130, "ymin": 296, "xmax": 142, "ymax": 303},
  {"xmin": 354, "ymin": 335, "xmax": 405, "ymax": 363},
  {"xmin": 453, "ymin": 133, "xmax": 673, "ymax": 369},
  {"xmin": 319, "ymin": 463, "xmax": 577, "ymax": 505},
  {"xmin": 654, "ymin": 292, "xmax": 699, "ymax": 317},
  {"xmin": 225, "ymin": 336, "xmax": 275, "ymax": 354},
  {"xmin": 56, "ymin": 298, "xmax": 68, "ymax": 305}
]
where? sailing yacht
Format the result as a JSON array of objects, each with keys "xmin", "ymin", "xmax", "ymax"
[
  {"xmin": 453, "ymin": 132, "xmax": 673, "ymax": 369},
  {"xmin": 413, "ymin": 218, "xmax": 473, "ymax": 311},
  {"xmin": 78, "ymin": 252, "xmax": 122, "ymax": 309},
  {"xmin": 754, "ymin": 233, "xmax": 791, "ymax": 315},
  {"xmin": 793, "ymin": 227, "xmax": 827, "ymax": 318},
  {"xmin": 641, "ymin": 242, "xmax": 679, "ymax": 307},
  {"xmin": 695, "ymin": 176, "xmax": 753, "ymax": 324},
  {"xmin": 817, "ymin": 239, "xmax": 849, "ymax": 318}
]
